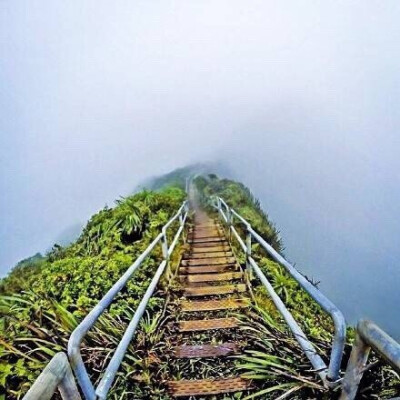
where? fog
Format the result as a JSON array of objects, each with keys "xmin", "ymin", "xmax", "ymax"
[{"xmin": 1, "ymin": 2, "xmax": 400, "ymax": 336}]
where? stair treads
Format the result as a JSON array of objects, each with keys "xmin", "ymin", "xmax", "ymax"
[
  {"xmin": 183, "ymin": 283, "xmax": 247, "ymax": 297},
  {"xmin": 182, "ymin": 257, "xmax": 236, "ymax": 267},
  {"xmin": 190, "ymin": 245, "xmax": 231, "ymax": 253},
  {"xmin": 167, "ymin": 377, "xmax": 251, "ymax": 397},
  {"xmin": 178, "ymin": 317, "xmax": 239, "ymax": 332},
  {"xmin": 185, "ymin": 251, "xmax": 233, "ymax": 259},
  {"xmin": 180, "ymin": 298, "xmax": 250, "ymax": 312},
  {"xmin": 173, "ymin": 343, "xmax": 239, "ymax": 358},
  {"xmin": 179, "ymin": 272, "xmax": 243, "ymax": 283},
  {"xmin": 189, "ymin": 237, "xmax": 227, "ymax": 244},
  {"xmin": 179, "ymin": 264, "xmax": 237, "ymax": 274},
  {"xmin": 190, "ymin": 230, "xmax": 221, "ymax": 236}
]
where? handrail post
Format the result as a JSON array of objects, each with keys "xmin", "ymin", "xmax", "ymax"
[
  {"xmin": 161, "ymin": 227, "xmax": 169, "ymax": 260},
  {"xmin": 245, "ymin": 224, "xmax": 253, "ymax": 279},
  {"xmin": 23, "ymin": 353, "xmax": 81, "ymax": 400},
  {"xmin": 340, "ymin": 319, "xmax": 400, "ymax": 400},
  {"xmin": 226, "ymin": 206, "xmax": 232, "ymax": 243},
  {"xmin": 339, "ymin": 332, "xmax": 370, "ymax": 400}
]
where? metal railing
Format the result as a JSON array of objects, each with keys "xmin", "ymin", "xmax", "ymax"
[
  {"xmin": 212, "ymin": 196, "xmax": 346, "ymax": 384},
  {"xmin": 340, "ymin": 319, "xmax": 400, "ymax": 400},
  {"xmin": 68, "ymin": 200, "xmax": 188, "ymax": 400},
  {"xmin": 22, "ymin": 352, "xmax": 81, "ymax": 400}
]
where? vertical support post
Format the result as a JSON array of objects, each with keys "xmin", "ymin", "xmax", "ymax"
[
  {"xmin": 161, "ymin": 227, "xmax": 169, "ymax": 261},
  {"xmin": 245, "ymin": 224, "xmax": 253, "ymax": 280},
  {"xmin": 226, "ymin": 207, "xmax": 232, "ymax": 243},
  {"xmin": 339, "ymin": 333, "xmax": 371, "ymax": 400},
  {"xmin": 217, "ymin": 197, "xmax": 221, "ymax": 215},
  {"xmin": 59, "ymin": 362, "xmax": 82, "ymax": 400}
]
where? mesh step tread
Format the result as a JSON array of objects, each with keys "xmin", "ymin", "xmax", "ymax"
[
  {"xmin": 190, "ymin": 245, "xmax": 231, "ymax": 253},
  {"xmin": 189, "ymin": 231, "xmax": 222, "ymax": 237},
  {"xmin": 182, "ymin": 257, "xmax": 236, "ymax": 266},
  {"xmin": 167, "ymin": 377, "xmax": 251, "ymax": 397},
  {"xmin": 173, "ymin": 343, "xmax": 239, "ymax": 358},
  {"xmin": 180, "ymin": 298, "xmax": 250, "ymax": 312},
  {"xmin": 191, "ymin": 243, "xmax": 231, "ymax": 250},
  {"xmin": 183, "ymin": 283, "xmax": 247, "ymax": 297},
  {"xmin": 179, "ymin": 265, "xmax": 237, "ymax": 274},
  {"xmin": 179, "ymin": 272, "xmax": 243, "ymax": 283},
  {"xmin": 189, "ymin": 237, "xmax": 228, "ymax": 244},
  {"xmin": 178, "ymin": 317, "xmax": 239, "ymax": 332},
  {"xmin": 185, "ymin": 251, "xmax": 233, "ymax": 259}
]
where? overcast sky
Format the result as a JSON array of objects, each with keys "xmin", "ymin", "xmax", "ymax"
[{"xmin": 1, "ymin": 1, "xmax": 400, "ymax": 335}]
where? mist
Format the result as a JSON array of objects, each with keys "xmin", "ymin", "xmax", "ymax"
[{"xmin": 1, "ymin": 1, "xmax": 400, "ymax": 336}]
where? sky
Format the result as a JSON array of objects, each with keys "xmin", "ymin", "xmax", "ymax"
[{"xmin": 1, "ymin": 1, "xmax": 400, "ymax": 336}]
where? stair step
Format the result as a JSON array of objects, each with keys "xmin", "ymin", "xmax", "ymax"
[
  {"xmin": 173, "ymin": 343, "xmax": 239, "ymax": 358},
  {"xmin": 167, "ymin": 377, "xmax": 251, "ymax": 397},
  {"xmin": 185, "ymin": 251, "xmax": 233, "ymax": 259},
  {"xmin": 191, "ymin": 243, "xmax": 230, "ymax": 250},
  {"xmin": 183, "ymin": 283, "xmax": 247, "ymax": 297},
  {"xmin": 182, "ymin": 257, "xmax": 236, "ymax": 267},
  {"xmin": 180, "ymin": 298, "xmax": 250, "ymax": 312},
  {"xmin": 179, "ymin": 264, "xmax": 237, "ymax": 274},
  {"xmin": 189, "ymin": 237, "xmax": 227, "ymax": 244},
  {"xmin": 179, "ymin": 272, "xmax": 243, "ymax": 283},
  {"xmin": 178, "ymin": 317, "xmax": 239, "ymax": 332}
]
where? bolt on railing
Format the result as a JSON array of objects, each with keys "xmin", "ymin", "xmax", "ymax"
[
  {"xmin": 340, "ymin": 319, "xmax": 400, "ymax": 400},
  {"xmin": 212, "ymin": 196, "xmax": 346, "ymax": 384},
  {"xmin": 22, "ymin": 353, "xmax": 81, "ymax": 400},
  {"xmin": 68, "ymin": 200, "xmax": 188, "ymax": 400}
]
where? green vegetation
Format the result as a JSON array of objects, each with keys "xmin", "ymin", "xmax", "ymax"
[
  {"xmin": 1, "ymin": 169, "xmax": 398, "ymax": 399},
  {"xmin": 0, "ymin": 185, "xmax": 185, "ymax": 399}
]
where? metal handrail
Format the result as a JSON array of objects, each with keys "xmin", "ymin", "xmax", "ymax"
[
  {"xmin": 340, "ymin": 319, "xmax": 400, "ymax": 400},
  {"xmin": 68, "ymin": 200, "xmax": 188, "ymax": 400},
  {"xmin": 22, "ymin": 352, "xmax": 81, "ymax": 400},
  {"xmin": 212, "ymin": 196, "xmax": 346, "ymax": 383}
]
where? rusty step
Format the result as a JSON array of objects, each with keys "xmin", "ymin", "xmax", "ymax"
[
  {"xmin": 179, "ymin": 264, "xmax": 237, "ymax": 274},
  {"xmin": 185, "ymin": 251, "xmax": 233, "ymax": 259},
  {"xmin": 182, "ymin": 257, "xmax": 236, "ymax": 267},
  {"xmin": 173, "ymin": 342, "xmax": 239, "ymax": 358},
  {"xmin": 189, "ymin": 237, "xmax": 227, "ymax": 244},
  {"xmin": 178, "ymin": 317, "xmax": 239, "ymax": 332},
  {"xmin": 190, "ymin": 245, "xmax": 231, "ymax": 253},
  {"xmin": 179, "ymin": 271, "xmax": 243, "ymax": 284},
  {"xmin": 191, "ymin": 243, "xmax": 230, "ymax": 250},
  {"xmin": 188, "ymin": 232, "xmax": 224, "ymax": 239},
  {"xmin": 183, "ymin": 283, "xmax": 247, "ymax": 297},
  {"xmin": 167, "ymin": 377, "xmax": 251, "ymax": 397},
  {"xmin": 180, "ymin": 298, "xmax": 250, "ymax": 312}
]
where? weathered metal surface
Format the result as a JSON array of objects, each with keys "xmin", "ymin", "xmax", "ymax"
[
  {"xmin": 340, "ymin": 320, "xmax": 400, "ymax": 400},
  {"xmin": 189, "ymin": 237, "xmax": 227, "ymax": 244},
  {"xmin": 180, "ymin": 298, "xmax": 250, "ymax": 312},
  {"xmin": 179, "ymin": 271, "xmax": 243, "ymax": 283},
  {"xmin": 173, "ymin": 343, "xmax": 239, "ymax": 358},
  {"xmin": 182, "ymin": 256, "xmax": 236, "ymax": 266},
  {"xmin": 183, "ymin": 283, "xmax": 247, "ymax": 297},
  {"xmin": 22, "ymin": 353, "xmax": 81, "ymax": 400},
  {"xmin": 185, "ymin": 251, "xmax": 233, "ymax": 259},
  {"xmin": 190, "ymin": 244, "xmax": 231, "ymax": 252},
  {"xmin": 178, "ymin": 317, "xmax": 239, "ymax": 332},
  {"xmin": 188, "ymin": 230, "xmax": 221, "ymax": 237},
  {"xmin": 179, "ymin": 264, "xmax": 237, "ymax": 274},
  {"xmin": 213, "ymin": 195, "xmax": 346, "ymax": 383},
  {"xmin": 167, "ymin": 377, "xmax": 251, "ymax": 397}
]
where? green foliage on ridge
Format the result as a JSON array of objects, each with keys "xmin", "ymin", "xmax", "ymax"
[{"xmin": 0, "ymin": 185, "xmax": 185, "ymax": 399}]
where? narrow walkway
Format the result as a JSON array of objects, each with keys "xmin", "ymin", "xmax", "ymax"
[{"xmin": 166, "ymin": 209, "xmax": 252, "ymax": 398}]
